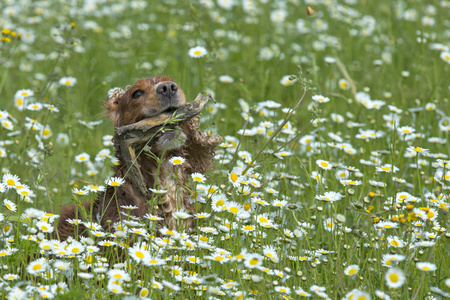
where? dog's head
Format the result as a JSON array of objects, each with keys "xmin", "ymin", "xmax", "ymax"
[
  {"xmin": 106, "ymin": 76, "xmax": 187, "ymax": 153},
  {"xmin": 106, "ymin": 76, "xmax": 186, "ymax": 127}
]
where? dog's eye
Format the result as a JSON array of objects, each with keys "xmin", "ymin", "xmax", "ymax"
[{"xmin": 132, "ymin": 90, "xmax": 144, "ymax": 99}]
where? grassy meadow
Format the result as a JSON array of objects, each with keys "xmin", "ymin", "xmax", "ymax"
[{"xmin": 1, "ymin": 0, "xmax": 450, "ymax": 299}]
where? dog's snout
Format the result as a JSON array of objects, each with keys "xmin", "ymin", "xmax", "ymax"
[{"xmin": 156, "ymin": 82, "xmax": 178, "ymax": 98}]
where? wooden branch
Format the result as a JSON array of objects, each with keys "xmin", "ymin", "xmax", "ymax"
[{"xmin": 114, "ymin": 93, "xmax": 212, "ymax": 196}]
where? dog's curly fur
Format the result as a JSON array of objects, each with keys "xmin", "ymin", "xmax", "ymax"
[{"xmin": 57, "ymin": 76, "xmax": 221, "ymax": 240}]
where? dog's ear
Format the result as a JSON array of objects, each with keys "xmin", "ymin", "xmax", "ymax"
[
  {"xmin": 105, "ymin": 87, "xmax": 124, "ymax": 127},
  {"xmin": 182, "ymin": 117, "xmax": 222, "ymax": 174}
]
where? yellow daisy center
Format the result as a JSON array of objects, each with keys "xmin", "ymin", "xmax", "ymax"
[
  {"xmin": 390, "ymin": 240, "xmax": 400, "ymax": 246},
  {"xmin": 229, "ymin": 207, "xmax": 239, "ymax": 214},
  {"xmin": 230, "ymin": 173, "xmax": 238, "ymax": 182},
  {"xmin": 389, "ymin": 273, "xmax": 399, "ymax": 282}
]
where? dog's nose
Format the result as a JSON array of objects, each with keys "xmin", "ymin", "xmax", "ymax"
[{"xmin": 156, "ymin": 82, "xmax": 178, "ymax": 98}]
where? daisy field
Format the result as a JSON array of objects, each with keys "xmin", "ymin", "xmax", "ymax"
[{"xmin": 0, "ymin": 0, "xmax": 449, "ymax": 299}]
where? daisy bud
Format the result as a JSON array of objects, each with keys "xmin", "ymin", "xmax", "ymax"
[
  {"xmin": 113, "ymin": 263, "xmax": 125, "ymax": 269},
  {"xmin": 293, "ymin": 229, "xmax": 303, "ymax": 238},
  {"xmin": 336, "ymin": 214, "xmax": 346, "ymax": 223},
  {"xmin": 115, "ymin": 230, "xmax": 126, "ymax": 238},
  {"xmin": 80, "ymin": 264, "xmax": 88, "ymax": 271}
]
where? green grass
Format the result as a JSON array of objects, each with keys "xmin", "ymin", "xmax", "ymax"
[{"xmin": 0, "ymin": 0, "xmax": 449, "ymax": 299}]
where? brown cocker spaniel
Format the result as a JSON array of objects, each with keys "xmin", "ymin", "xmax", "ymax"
[{"xmin": 57, "ymin": 76, "xmax": 221, "ymax": 240}]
